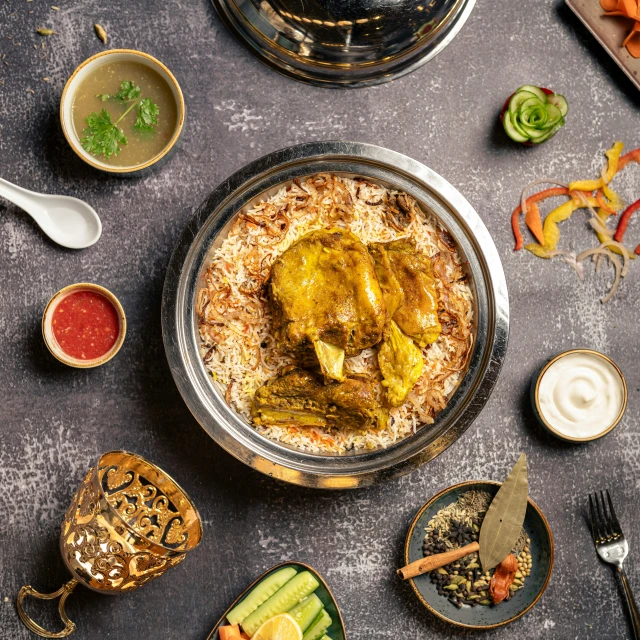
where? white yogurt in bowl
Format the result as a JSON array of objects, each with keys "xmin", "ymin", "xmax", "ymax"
[{"xmin": 533, "ymin": 350, "xmax": 627, "ymax": 442}]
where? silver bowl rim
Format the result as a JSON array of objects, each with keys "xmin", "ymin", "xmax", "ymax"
[
  {"xmin": 211, "ymin": 0, "xmax": 477, "ymax": 88},
  {"xmin": 161, "ymin": 140, "xmax": 509, "ymax": 488}
]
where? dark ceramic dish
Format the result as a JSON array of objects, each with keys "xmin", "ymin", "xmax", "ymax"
[
  {"xmin": 206, "ymin": 561, "xmax": 346, "ymax": 640},
  {"xmin": 404, "ymin": 480, "xmax": 554, "ymax": 629}
]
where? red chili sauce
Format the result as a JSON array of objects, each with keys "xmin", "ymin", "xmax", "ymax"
[{"xmin": 52, "ymin": 290, "xmax": 120, "ymax": 360}]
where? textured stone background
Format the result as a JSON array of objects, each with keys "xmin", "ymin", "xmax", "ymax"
[{"xmin": 1, "ymin": 0, "xmax": 639, "ymax": 638}]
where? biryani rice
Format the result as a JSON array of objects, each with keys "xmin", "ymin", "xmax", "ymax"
[{"xmin": 197, "ymin": 174, "xmax": 474, "ymax": 453}]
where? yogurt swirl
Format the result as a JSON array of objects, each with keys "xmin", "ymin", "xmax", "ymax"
[{"xmin": 538, "ymin": 351, "xmax": 625, "ymax": 440}]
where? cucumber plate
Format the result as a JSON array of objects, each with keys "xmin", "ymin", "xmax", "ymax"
[{"xmin": 206, "ymin": 562, "xmax": 346, "ymax": 640}]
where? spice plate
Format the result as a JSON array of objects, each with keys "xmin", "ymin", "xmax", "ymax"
[
  {"xmin": 404, "ymin": 481, "xmax": 553, "ymax": 629},
  {"xmin": 206, "ymin": 562, "xmax": 346, "ymax": 640}
]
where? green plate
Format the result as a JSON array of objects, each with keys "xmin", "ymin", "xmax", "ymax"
[
  {"xmin": 404, "ymin": 481, "xmax": 554, "ymax": 629},
  {"xmin": 207, "ymin": 562, "xmax": 346, "ymax": 640}
]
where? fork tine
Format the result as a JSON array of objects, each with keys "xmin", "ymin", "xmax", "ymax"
[
  {"xmin": 589, "ymin": 494, "xmax": 603, "ymax": 542},
  {"xmin": 596, "ymin": 491, "xmax": 612, "ymax": 538},
  {"xmin": 605, "ymin": 489, "xmax": 623, "ymax": 536}
]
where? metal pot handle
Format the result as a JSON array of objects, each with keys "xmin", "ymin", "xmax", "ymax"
[{"xmin": 17, "ymin": 579, "xmax": 78, "ymax": 638}]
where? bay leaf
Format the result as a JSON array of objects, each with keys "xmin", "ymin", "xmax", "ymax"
[{"xmin": 479, "ymin": 453, "xmax": 528, "ymax": 571}]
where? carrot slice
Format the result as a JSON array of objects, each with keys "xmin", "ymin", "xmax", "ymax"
[
  {"xmin": 617, "ymin": 0, "xmax": 637, "ymax": 15},
  {"xmin": 624, "ymin": 22, "xmax": 640, "ymax": 57},
  {"xmin": 603, "ymin": 0, "xmax": 640, "ymax": 57},
  {"xmin": 524, "ymin": 202, "xmax": 545, "ymax": 244},
  {"xmin": 511, "ymin": 187, "xmax": 570, "ymax": 251},
  {"xmin": 220, "ymin": 625, "xmax": 241, "ymax": 640}
]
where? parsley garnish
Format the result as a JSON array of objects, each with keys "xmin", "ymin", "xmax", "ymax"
[
  {"xmin": 82, "ymin": 80, "xmax": 160, "ymax": 159},
  {"xmin": 135, "ymin": 98, "xmax": 159, "ymax": 132},
  {"xmin": 97, "ymin": 80, "xmax": 141, "ymax": 103},
  {"xmin": 81, "ymin": 109, "xmax": 127, "ymax": 159}
]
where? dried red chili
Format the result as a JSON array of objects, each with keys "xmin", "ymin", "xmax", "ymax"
[{"xmin": 489, "ymin": 553, "xmax": 519, "ymax": 604}]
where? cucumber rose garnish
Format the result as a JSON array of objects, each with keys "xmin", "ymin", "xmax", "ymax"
[{"xmin": 500, "ymin": 85, "xmax": 568, "ymax": 145}]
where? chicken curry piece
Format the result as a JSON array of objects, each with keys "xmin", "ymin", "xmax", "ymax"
[
  {"xmin": 368, "ymin": 239, "xmax": 442, "ymax": 347},
  {"xmin": 268, "ymin": 228, "xmax": 387, "ymax": 380},
  {"xmin": 377, "ymin": 320, "xmax": 424, "ymax": 407},
  {"xmin": 251, "ymin": 367, "xmax": 388, "ymax": 432}
]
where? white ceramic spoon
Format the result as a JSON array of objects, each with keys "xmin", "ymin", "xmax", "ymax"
[{"xmin": 0, "ymin": 177, "xmax": 102, "ymax": 249}]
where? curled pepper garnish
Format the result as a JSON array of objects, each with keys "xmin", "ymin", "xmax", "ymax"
[
  {"xmin": 525, "ymin": 195, "xmax": 598, "ymax": 257},
  {"xmin": 511, "ymin": 187, "xmax": 570, "ymax": 251},
  {"xmin": 568, "ymin": 141, "xmax": 624, "ymax": 192},
  {"xmin": 614, "ymin": 197, "xmax": 640, "ymax": 244}
]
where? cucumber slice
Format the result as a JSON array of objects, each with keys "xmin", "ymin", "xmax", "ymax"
[
  {"xmin": 544, "ymin": 103, "xmax": 562, "ymax": 127},
  {"xmin": 302, "ymin": 610, "xmax": 332, "ymax": 640},
  {"xmin": 227, "ymin": 567, "xmax": 298, "ymax": 626},
  {"xmin": 530, "ymin": 120, "xmax": 564, "ymax": 144},
  {"xmin": 242, "ymin": 571, "xmax": 320, "ymax": 637},
  {"xmin": 503, "ymin": 112, "xmax": 529, "ymax": 143},
  {"xmin": 509, "ymin": 112, "xmax": 531, "ymax": 138},
  {"xmin": 547, "ymin": 93, "xmax": 568, "ymax": 117},
  {"xmin": 508, "ymin": 90, "xmax": 538, "ymax": 118},
  {"xmin": 520, "ymin": 105, "xmax": 548, "ymax": 128},
  {"xmin": 288, "ymin": 595, "xmax": 324, "ymax": 633},
  {"xmin": 518, "ymin": 96, "xmax": 545, "ymax": 114},
  {"xmin": 516, "ymin": 84, "xmax": 548, "ymax": 101}
]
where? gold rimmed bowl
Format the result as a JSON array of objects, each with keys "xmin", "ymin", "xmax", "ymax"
[
  {"xmin": 42, "ymin": 282, "xmax": 127, "ymax": 369},
  {"xmin": 530, "ymin": 348, "xmax": 628, "ymax": 443},
  {"xmin": 17, "ymin": 450, "xmax": 203, "ymax": 638},
  {"xmin": 60, "ymin": 49, "xmax": 185, "ymax": 177},
  {"xmin": 403, "ymin": 481, "xmax": 554, "ymax": 629},
  {"xmin": 206, "ymin": 562, "xmax": 346, "ymax": 640}
]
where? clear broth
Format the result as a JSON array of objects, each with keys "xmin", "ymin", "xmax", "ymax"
[{"xmin": 72, "ymin": 60, "xmax": 179, "ymax": 168}]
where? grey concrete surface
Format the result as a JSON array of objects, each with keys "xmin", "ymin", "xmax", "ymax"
[{"xmin": 1, "ymin": 1, "xmax": 639, "ymax": 638}]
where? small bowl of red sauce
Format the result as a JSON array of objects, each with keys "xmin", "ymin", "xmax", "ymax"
[{"xmin": 42, "ymin": 283, "xmax": 126, "ymax": 368}]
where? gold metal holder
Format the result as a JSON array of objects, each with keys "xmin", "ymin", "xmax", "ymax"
[{"xmin": 17, "ymin": 451, "xmax": 203, "ymax": 638}]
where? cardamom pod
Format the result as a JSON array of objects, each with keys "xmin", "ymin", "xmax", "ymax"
[
  {"xmin": 94, "ymin": 24, "xmax": 107, "ymax": 44},
  {"xmin": 443, "ymin": 583, "xmax": 459, "ymax": 591},
  {"xmin": 36, "ymin": 28, "xmax": 56, "ymax": 36}
]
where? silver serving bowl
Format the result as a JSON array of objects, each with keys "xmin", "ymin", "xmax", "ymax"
[
  {"xmin": 211, "ymin": 0, "xmax": 476, "ymax": 87},
  {"xmin": 162, "ymin": 141, "xmax": 508, "ymax": 488}
]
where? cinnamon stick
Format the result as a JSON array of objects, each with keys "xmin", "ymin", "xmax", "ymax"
[{"xmin": 397, "ymin": 541, "xmax": 479, "ymax": 580}]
